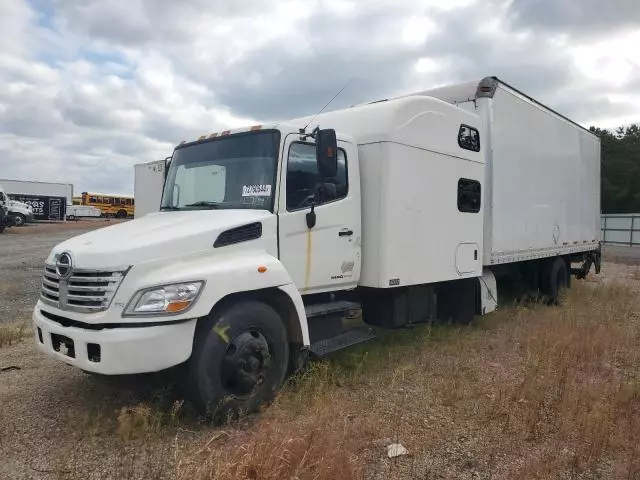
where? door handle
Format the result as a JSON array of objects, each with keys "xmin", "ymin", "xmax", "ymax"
[{"xmin": 339, "ymin": 229, "xmax": 353, "ymax": 237}]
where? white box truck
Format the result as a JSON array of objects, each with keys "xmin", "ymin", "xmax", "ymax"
[
  {"xmin": 32, "ymin": 77, "xmax": 600, "ymax": 417},
  {"xmin": 134, "ymin": 160, "xmax": 167, "ymax": 218}
]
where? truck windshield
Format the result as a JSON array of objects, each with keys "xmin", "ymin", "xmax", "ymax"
[{"xmin": 161, "ymin": 130, "xmax": 280, "ymax": 212}]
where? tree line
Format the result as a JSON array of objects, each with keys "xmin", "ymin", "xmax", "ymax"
[{"xmin": 590, "ymin": 124, "xmax": 640, "ymax": 214}]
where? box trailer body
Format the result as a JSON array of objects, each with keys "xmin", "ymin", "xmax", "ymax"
[
  {"xmin": 409, "ymin": 77, "xmax": 601, "ymax": 266},
  {"xmin": 33, "ymin": 76, "xmax": 601, "ymax": 416},
  {"xmin": 134, "ymin": 160, "xmax": 165, "ymax": 218},
  {"xmin": 0, "ymin": 179, "xmax": 72, "ymax": 221},
  {"xmin": 0, "ymin": 179, "xmax": 73, "ymax": 205}
]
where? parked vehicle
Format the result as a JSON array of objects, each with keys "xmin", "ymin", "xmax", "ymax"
[
  {"xmin": 134, "ymin": 160, "xmax": 167, "ymax": 218},
  {"xmin": 66, "ymin": 204, "xmax": 102, "ymax": 220},
  {"xmin": 33, "ymin": 77, "xmax": 601, "ymax": 417},
  {"xmin": 0, "ymin": 192, "xmax": 9, "ymax": 234},
  {"xmin": 0, "ymin": 185, "xmax": 34, "ymax": 226},
  {"xmin": 78, "ymin": 192, "xmax": 134, "ymax": 218}
]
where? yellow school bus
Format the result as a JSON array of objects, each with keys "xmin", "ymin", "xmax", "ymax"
[
  {"xmin": 72, "ymin": 196, "xmax": 82, "ymax": 205},
  {"xmin": 81, "ymin": 192, "xmax": 135, "ymax": 218}
]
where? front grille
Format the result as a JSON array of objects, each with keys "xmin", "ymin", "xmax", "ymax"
[{"xmin": 41, "ymin": 265, "xmax": 126, "ymax": 312}]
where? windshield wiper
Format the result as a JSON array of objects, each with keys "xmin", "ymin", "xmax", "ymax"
[
  {"xmin": 160, "ymin": 206, "xmax": 180, "ymax": 211},
  {"xmin": 184, "ymin": 201, "xmax": 222, "ymax": 209}
]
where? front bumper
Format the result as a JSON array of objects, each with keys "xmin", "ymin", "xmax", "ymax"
[{"xmin": 33, "ymin": 308, "xmax": 197, "ymax": 375}]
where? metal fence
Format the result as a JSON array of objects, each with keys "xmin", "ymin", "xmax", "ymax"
[{"xmin": 601, "ymin": 214, "xmax": 640, "ymax": 246}]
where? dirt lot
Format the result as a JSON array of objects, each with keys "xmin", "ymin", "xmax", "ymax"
[
  {"xmin": 0, "ymin": 220, "xmax": 125, "ymax": 326},
  {"xmin": 1, "ymin": 224, "xmax": 639, "ymax": 479}
]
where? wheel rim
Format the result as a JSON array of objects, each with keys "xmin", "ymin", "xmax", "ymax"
[
  {"xmin": 15, "ymin": 216, "xmax": 24, "ymax": 226},
  {"xmin": 221, "ymin": 329, "xmax": 272, "ymax": 396}
]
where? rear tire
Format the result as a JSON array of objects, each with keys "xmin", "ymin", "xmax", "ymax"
[
  {"xmin": 116, "ymin": 209, "xmax": 127, "ymax": 218},
  {"xmin": 187, "ymin": 301, "xmax": 289, "ymax": 421},
  {"xmin": 541, "ymin": 257, "xmax": 568, "ymax": 305}
]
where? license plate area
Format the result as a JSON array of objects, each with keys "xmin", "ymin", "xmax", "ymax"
[{"xmin": 51, "ymin": 333, "xmax": 76, "ymax": 358}]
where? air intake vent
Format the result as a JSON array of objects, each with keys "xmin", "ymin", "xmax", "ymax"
[{"xmin": 214, "ymin": 222, "xmax": 262, "ymax": 248}]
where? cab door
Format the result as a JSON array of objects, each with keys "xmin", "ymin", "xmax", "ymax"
[{"xmin": 277, "ymin": 135, "xmax": 361, "ymax": 294}]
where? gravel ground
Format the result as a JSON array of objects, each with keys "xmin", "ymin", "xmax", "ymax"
[
  {"xmin": 0, "ymin": 225, "xmax": 639, "ymax": 479},
  {"xmin": 0, "ymin": 220, "xmax": 123, "ymax": 325}
]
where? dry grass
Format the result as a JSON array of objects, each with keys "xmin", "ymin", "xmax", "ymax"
[
  {"xmin": 175, "ymin": 280, "xmax": 640, "ymax": 480},
  {"xmin": 0, "ymin": 281, "xmax": 20, "ymax": 296},
  {"xmin": 0, "ymin": 322, "xmax": 31, "ymax": 348},
  {"xmin": 48, "ymin": 279, "xmax": 640, "ymax": 479}
]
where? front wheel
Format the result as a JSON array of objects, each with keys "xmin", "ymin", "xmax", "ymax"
[
  {"xmin": 13, "ymin": 213, "xmax": 26, "ymax": 227},
  {"xmin": 187, "ymin": 300, "xmax": 289, "ymax": 420}
]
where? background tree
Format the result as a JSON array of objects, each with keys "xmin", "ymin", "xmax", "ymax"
[{"xmin": 590, "ymin": 124, "xmax": 640, "ymax": 213}]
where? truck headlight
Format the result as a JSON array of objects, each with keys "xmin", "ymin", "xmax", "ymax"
[{"xmin": 124, "ymin": 282, "xmax": 204, "ymax": 316}]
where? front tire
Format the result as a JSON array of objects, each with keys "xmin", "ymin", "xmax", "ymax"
[
  {"xmin": 13, "ymin": 213, "xmax": 26, "ymax": 227},
  {"xmin": 188, "ymin": 300, "xmax": 289, "ymax": 420}
]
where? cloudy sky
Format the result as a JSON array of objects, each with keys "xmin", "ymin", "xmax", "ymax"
[{"xmin": 1, "ymin": 0, "xmax": 639, "ymax": 194}]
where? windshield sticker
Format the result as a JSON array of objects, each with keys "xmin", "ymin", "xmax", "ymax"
[{"xmin": 242, "ymin": 185, "xmax": 272, "ymax": 197}]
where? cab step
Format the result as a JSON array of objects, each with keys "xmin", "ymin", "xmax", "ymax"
[{"xmin": 310, "ymin": 326, "xmax": 376, "ymax": 357}]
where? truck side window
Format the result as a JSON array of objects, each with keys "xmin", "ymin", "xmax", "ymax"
[
  {"xmin": 286, "ymin": 142, "xmax": 348, "ymax": 211},
  {"xmin": 458, "ymin": 125, "xmax": 480, "ymax": 152},
  {"xmin": 458, "ymin": 178, "xmax": 481, "ymax": 213}
]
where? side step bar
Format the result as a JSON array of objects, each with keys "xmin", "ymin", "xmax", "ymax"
[
  {"xmin": 305, "ymin": 300, "xmax": 375, "ymax": 357},
  {"xmin": 310, "ymin": 326, "xmax": 375, "ymax": 357}
]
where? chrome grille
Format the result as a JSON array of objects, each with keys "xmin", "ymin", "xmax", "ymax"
[{"xmin": 41, "ymin": 265, "xmax": 126, "ymax": 312}]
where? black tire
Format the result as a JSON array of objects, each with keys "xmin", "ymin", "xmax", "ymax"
[
  {"xmin": 541, "ymin": 257, "xmax": 568, "ymax": 305},
  {"xmin": 188, "ymin": 300, "xmax": 289, "ymax": 420},
  {"xmin": 116, "ymin": 209, "xmax": 127, "ymax": 218},
  {"xmin": 13, "ymin": 213, "xmax": 26, "ymax": 227}
]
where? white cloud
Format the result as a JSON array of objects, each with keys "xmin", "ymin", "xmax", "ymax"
[{"xmin": 0, "ymin": 0, "xmax": 639, "ymax": 195}]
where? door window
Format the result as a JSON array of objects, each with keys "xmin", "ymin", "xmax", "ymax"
[{"xmin": 286, "ymin": 143, "xmax": 348, "ymax": 211}]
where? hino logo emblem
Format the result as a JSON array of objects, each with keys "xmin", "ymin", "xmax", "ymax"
[{"xmin": 56, "ymin": 253, "xmax": 73, "ymax": 279}]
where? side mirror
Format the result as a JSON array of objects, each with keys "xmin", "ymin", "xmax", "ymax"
[{"xmin": 315, "ymin": 128, "xmax": 338, "ymax": 178}]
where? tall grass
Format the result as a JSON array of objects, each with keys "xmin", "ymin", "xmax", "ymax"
[{"xmin": 176, "ymin": 281, "xmax": 640, "ymax": 479}]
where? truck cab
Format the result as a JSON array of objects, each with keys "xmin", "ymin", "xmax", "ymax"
[
  {"xmin": 0, "ymin": 186, "xmax": 34, "ymax": 226},
  {"xmin": 0, "ymin": 187, "xmax": 9, "ymax": 233}
]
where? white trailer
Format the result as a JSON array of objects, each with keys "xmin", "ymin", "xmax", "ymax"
[
  {"xmin": 134, "ymin": 160, "xmax": 166, "ymax": 218},
  {"xmin": 66, "ymin": 205, "xmax": 102, "ymax": 220},
  {"xmin": 0, "ymin": 179, "xmax": 73, "ymax": 205},
  {"xmin": 33, "ymin": 76, "xmax": 600, "ymax": 418},
  {"xmin": 0, "ymin": 179, "xmax": 73, "ymax": 221}
]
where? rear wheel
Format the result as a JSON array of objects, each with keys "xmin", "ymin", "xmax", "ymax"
[
  {"xmin": 188, "ymin": 301, "xmax": 289, "ymax": 421},
  {"xmin": 116, "ymin": 209, "xmax": 128, "ymax": 218},
  {"xmin": 541, "ymin": 257, "xmax": 568, "ymax": 305}
]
